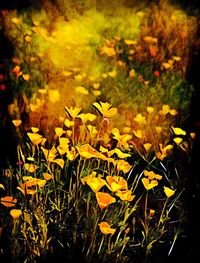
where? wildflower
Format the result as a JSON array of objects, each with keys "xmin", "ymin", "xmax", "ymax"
[
  {"xmin": 142, "ymin": 178, "xmax": 158, "ymax": 190},
  {"xmin": 156, "ymin": 143, "xmax": 173, "ymax": 160},
  {"xmin": 112, "ymin": 128, "xmax": 132, "ymax": 148},
  {"xmin": 55, "ymin": 127, "xmax": 65, "ymax": 137},
  {"xmin": 93, "ymin": 90, "xmax": 101, "ymax": 96},
  {"xmin": 124, "ymin": 39, "xmax": 137, "ymax": 45},
  {"xmin": 24, "ymin": 163, "xmax": 38, "ymax": 173},
  {"xmin": 190, "ymin": 132, "xmax": 196, "ymax": 139},
  {"xmin": 93, "ymin": 101, "xmax": 117, "ymax": 118},
  {"xmin": 98, "ymin": 222, "xmax": 116, "ymax": 235},
  {"xmin": 65, "ymin": 106, "xmax": 82, "ymax": 119},
  {"xmin": 164, "ymin": 186, "xmax": 176, "ymax": 198},
  {"xmin": 10, "ymin": 209, "xmax": 22, "ymax": 220},
  {"xmin": 64, "ymin": 119, "xmax": 74, "ymax": 128},
  {"xmin": 96, "ymin": 192, "xmax": 116, "ymax": 209},
  {"xmin": 57, "ymin": 137, "xmax": 70, "ymax": 155},
  {"xmin": 143, "ymin": 170, "xmax": 162, "ymax": 180},
  {"xmin": 12, "ymin": 119, "xmax": 22, "ymax": 127},
  {"xmin": 75, "ymin": 86, "xmax": 88, "ymax": 95},
  {"xmin": 149, "ymin": 209, "xmax": 155, "ymax": 217},
  {"xmin": 159, "ymin": 105, "xmax": 177, "ymax": 116},
  {"xmin": 143, "ymin": 143, "xmax": 152, "ymax": 152},
  {"xmin": 11, "ymin": 17, "xmax": 21, "ymax": 24},
  {"xmin": 108, "ymin": 148, "xmax": 131, "ymax": 159},
  {"xmin": 171, "ymin": 127, "xmax": 186, "ymax": 136},
  {"xmin": 43, "ymin": 173, "xmax": 54, "ymax": 181},
  {"xmin": 41, "ymin": 146, "xmax": 64, "ymax": 168},
  {"xmin": 24, "ymin": 35, "xmax": 31, "ymax": 43},
  {"xmin": 129, "ymin": 69, "xmax": 136, "ymax": 78},
  {"xmin": 133, "ymin": 129, "xmax": 143, "ymax": 139},
  {"xmin": 99, "ymin": 46, "xmax": 116, "ymax": 57},
  {"xmin": 81, "ymin": 172, "xmax": 105, "ymax": 193},
  {"xmin": 155, "ymin": 126, "xmax": 162, "ymax": 134},
  {"xmin": 116, "ymin": 190, "xmax": 135, "ymax": 202},
  {"xmin": 134, "ymin": 113, "xmax": 146, "ymax": 126},
  {"xmin": 12, "ymin": 65, "xmax": 22, "ymax": 77},
  {"xmin": 93, "ymin": 83, "xmax": 100, "ymax": 89},
  {"xmin": 76, "ymin": 144, "xmax": 106, "ymax": 160},
  {"xmin": 27, "ymin": 132, "xmax": 43, "ymax": 145},
  {"xmin": 106, "ymin": 176, "xmax": 128, "ymax": 192},
  {"xmin": 147, "ymin": 106, "xmax": 154, "ymax": 113},
  {"xmin": 173, "ymin": 137, "xmax": 183, "ymax": 145},
  {"xmin": 22, "ymin": 74, "xmax": 30, "ymax": 81},
  {"xmin": 116, "ymin": 160, "xmax": 132, "ymax": 173},
  {"xmin": 1, "ymin": 196, "xmax": 17, "ymax": 207},
  {"xmin": 48, "ymin": 89, "xmax": 60, "ymax": 103},
  {"xmin": 77, "ymin": 113, "xmax": 96, "ymax": 124}
]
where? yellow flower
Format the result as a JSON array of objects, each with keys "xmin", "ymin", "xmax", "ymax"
[
  {"xmin": 163, "ymin": 186, "xmax": 176, "ymax": 198},
  {"xmin": 98, "ymin": 222, "xmax": 116, "ymax": 235},
  {"xmin": 64, "ymin": 119, "xmax": 74, "ymax": 128},
  {"xmin": 24, "ymin": 163, "xmax": 38, "ymax": 173},
  {"xmin": 129, "ymin": 69, "xmax": 136, "ymax": 78},
  {"xmin": 31, "ymin": 127, "xmax": 39, "ymax": 133},
  {"xmin": 22, "ymin": 74, "xmax": 30, "ymax": 81},
  {"xmin": 1, "ymin": 196, "xmax": 17, "ymax": 207},
  {"xmin": 77, "ymin": 113, "xmax": 96, "ymax": 124},
  {"xmin": 171, "ymin": 127, "xmax": 186, "ymax": 136},
  {"xmin": 96, "ymin": 192, "xmax": 116, "ymax": 209},
  {"xmin": 116, "ymin": 190, "xmax": 135, "ymax": 202},
  {"xmin": 12, "ymin": 119, "xmax": 22, "ymax": 127},
  {"xmin": 173, "ymin": 137, "xmax": 183, "ymax": 145},
  {"xmin": 93, "ymin": 101, "xmax": 117, "ymax": 118},
  {"xmin": 57, "ymin": 137, "xmax": 70, "ymax": 155},
  {"xmin": 17, "ymin": 183, "xmax": 37, "ymax": 195},
  {"xmin": 27, "ymin": 132, "xmax": 43, "ymax": 145},
  {"xmin": 48, "ymin": 89, "xmax": 60, "ymax": 103},
  {"xmin": 133, "ymin": 129, "xmax": 143, "ymax": 139},
  {"xmin": 134, "ymin": 113, "xmax": 146, "ymax": 126},
  {"xmin": 149, "ymin": 209, "xmax": 155, "ymax": 217},
  {"xmin": 108, "ymin": 148, "xmax": 131, "ymax": 159},
  {"xmin": 41, "ymin": 147, "xmax": 64, "ymax": 168},
  {"xmin": 124, "ymin": 39, "xmax": 137, "ymax": 45},
  {"xmin": 100, "ymin": 46, "xmax": 116, "ymax": 57},
  {"xmin": 65, "ymin": 106, "xmax": 82, "ymax": 119},
  {"xmin": 76, "ymin": 144, "xmax": 106, "ymax": 160},
  {"xmin": 11, "ymin": 17, "xmax": 21, "ymax": 24},
  {"xmin": 81, "ymin": 172, "xmax": 105, "ymax": 193},
  {"xmin": 10, "ymin": 209, "xmax": 22, "ymax": 220},
  {"xmin": 143, "ymin": 143, "xmax": 152, "ymax": 152},
  {"xmin": 55, "ymin": 127, "xmax": 65, "ymax": 137},
  {"xmin": 116, "ymin": 160, "xmax": 132, "ymax": 173},
  {"xmin": 159, "ymin": 105, "xmax": 177, "ymax": 116},
  {"xmin": 43, "ymin": 173, "xmax": 54, "ymax": 181},
  {"xmin": 143, "ymin": 170, "xmax": 162, "ymax": 180},
  {"xmin": 147, "ymin": 106, "xmax": 154, "ymax": 113},
  {"xmin": 156, "ymin": 143, "xmax": 173, "ymax": 160},
  {"xmin": 142, "ymin": 178, "xmax": 158, "ymax": 190},
  {"xmin": 75, "ymin": 86, "xmax": 88, "ymax": 95},
  {"xmin": 111, "ymin": 128, "xmax": 132, "ymax": 148},
  {"xmin": 106, "ymin": 176, "xmax": 127, "ymax": 192}
]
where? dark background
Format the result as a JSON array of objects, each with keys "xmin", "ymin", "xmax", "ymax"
[{"xmin": 0, "ymin": 1, "xmax": 200, "ymax": 262}]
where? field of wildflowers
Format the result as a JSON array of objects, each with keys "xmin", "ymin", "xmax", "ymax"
[{"xmin": 0, "ymin": 0, "xmax": 199, "ymax": 262}]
